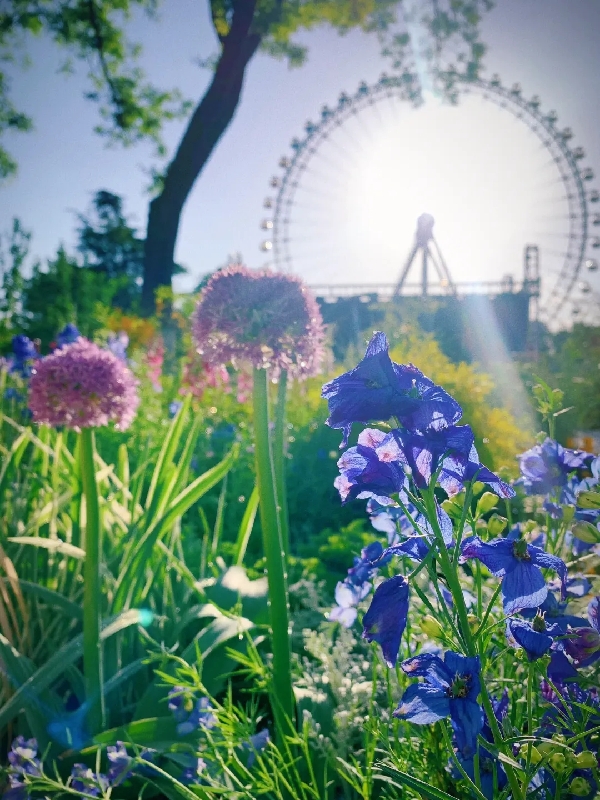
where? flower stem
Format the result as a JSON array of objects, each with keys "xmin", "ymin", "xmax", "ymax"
[
  {"xmin": 252, "ymin": 367, "xmax": 295, "ymax": 736},
  {"xmin": 273, "ymin": 369, "xmax": 290, "ymax": 556},
  {"xmin": 79, "ymin": 427, "xmax": 105, "ymax": 733}
]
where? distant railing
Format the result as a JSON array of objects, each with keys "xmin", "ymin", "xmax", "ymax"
[{"xmin": 309, "ymin": 279, "xmax": 541, "ymax": 301}]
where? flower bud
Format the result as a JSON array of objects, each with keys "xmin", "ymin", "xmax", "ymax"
[
  {"xmin": 577, "ymin": 491, "xmax": 600, "ymax": 510},
  {"xmin": 548, "ymin": 752, "xmax": 567, "ymax": 772},
  {"xmin": 572, "ymin": 521, "xmax": 600, "ymax": 544},
  {"xmin": 519, "ymin": 744, "xmax": 542, "ymax": 764},
  {"xmin": 420, "ymin": 615, "xmax": 444, "ymax": 639},
  {"xmin": 467, "ymin": 613, "xmax": 480, "ymax": 633},
  {"xmin": 569, "ymin": 777, "xmax": 592, "ymax": 797},
  {"xmin": 565, "ymin": 627, "xmax": 600, "ymax": 663},
  {"xmin": 562, "ymin": 505, "xmax": 576, "ymax": 525},
  {"xmin": 488, "ymin": 514, "xmax": 507, "ymax": 536},
  {"xmin": 575, "ymin": 751, "xmax": 597, "ymax": 769},
  {"xmin": 475, "ymin": 492, "xmax": 499, "ymax": 516}
]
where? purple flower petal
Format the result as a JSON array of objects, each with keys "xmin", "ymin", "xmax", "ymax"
[
  {"xmin": 393, "ymin": 683, "xmax": 451, "ymax": 724},
  {"xmin": 362, "ymin": 575, "xmax": 409, "ymax": 667}
]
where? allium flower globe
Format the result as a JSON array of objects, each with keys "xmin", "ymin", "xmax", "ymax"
[
  {"xmin": 28, "ymin": 338, "xmax": 139, "ymax": 430},
  {"xmin": 192, "ymin": 265, "xmax": 324, "ymax": 377}
]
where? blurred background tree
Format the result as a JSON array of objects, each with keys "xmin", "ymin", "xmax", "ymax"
[{"xmin": 0, "ymin": 1, "xmax": 494, "ymax": 313}]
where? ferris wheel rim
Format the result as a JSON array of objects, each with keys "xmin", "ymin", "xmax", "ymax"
[{"xmin": 261, "ymin": 73, "xmax": 597, "ymax": 321}]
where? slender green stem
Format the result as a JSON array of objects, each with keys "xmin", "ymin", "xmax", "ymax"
[
  {"xmin": 252, "ymin": 367, "xmax": 295, "ymax": 737},
  {"xmin": 79, "ymin": 427, "xmax": 104, "ymax": 733},
  {"xmin": 423, "ymin": 487, "xmax": 525, "ymax": 800},
  {"xmin": 273, "ymin": 369, "xmax": 290, "ymax": 556}
]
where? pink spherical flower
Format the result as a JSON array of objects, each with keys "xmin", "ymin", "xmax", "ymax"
[
  {"xmin": 192, "ymin": 265, "xmax": 325, "ymax": 379},
  {"xmin": 28, "ymin": 338, "xmax": 140, "ymax": 431}
]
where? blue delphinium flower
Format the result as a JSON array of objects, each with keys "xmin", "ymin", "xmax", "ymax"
[
  {"xmin": 334, "ymin": 428, "xmax": 407, "ymax": 505},
  {"xmin": 57, "ymin": 323, "xmax": 81, "ymax": 348},
  {"xmin": 376, "ymin": 501, "xmax": 454, "ymax": 563},
  {"xmin": 395, "ymin": 651, "xmax": 483, "ymax": 756},
  {"xmin": 106, "ymin": 332, "xmax": 129, "ymax": 362},
  {"xmin": 329, "ymin": 542, "xmax": 387, "ymax": 627},
  {"xmin": 169, "ymin": 400, "xmax": 183, "ymax": 417},
  {"xmin": 329, "ymin": 579, "xmax": 371, "ymax": 627},
  {"xmin": 382, "ymin": 426, "xmax": 514, "ymax": 498},
  {"xmin": 106, "ymin": 741, "xmax": 134, "ymax": 785},
  {"xmin": 564, "ymin": 596, "xmax": 600, "ymax": 667},
  {"xmin": 168, "ymin": 687, "xmax": 217, "ymax": 735},
  {"xmin": 362, "ymin": 574, "xmax": 410, "ymax": 667},
  {"xmin": 518, "ymin": 438, "xmax": 592, "ymax": 499},
  {"xmin": 520, "ymin": 589, "xmax": 588, "ymax": 633},
  {"xmin": 506, "ymin": 614, "xmax": 563, "ymax": 661},
  {"xmin": 180, "ymin": 757, "xmax": 207, "ymax": 785},
  {"xmin": 244, "ymin": 729, "xmax": 270, "ymax": 768},
  {"xmin": 10, "ymin": 335, "xmax": 37, "ymax": 378},
  {"xmin": 460, "ymin": 534, "xmax": 567, "ymax": 614},
  {"xmin": 6, "ymin": 736, "xmax": 42, "ymax": 798},
  {"xmin": 70, "ymin": 763, "xmax": 108, "ymax": 796},
  {"xmin": 455, "ymin": 692, "xmax": 508, "ymax": 800},
  {"xmin": 322, "ymin": 331, "xmax": 462, "ymax": 447},
  {"xmin": 367, "ymin": 498, "xmax": 415, "ymax": 543}
]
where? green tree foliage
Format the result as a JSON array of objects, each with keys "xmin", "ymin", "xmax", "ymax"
[
  {"xmin": 0, "ymin": 218, "xmax": 30, "ymax": 348},
  {"xmin": 0, "ymin": 0, "xmax": 191, "ymax": 180},
  {"xmin": 0, "ymin": 1, "xmax": 494, "ymax": 312},
  {"xmin": 21, "ymin": 246, "xmax": 114, "ymax": 348},
  {"xmin": 77, "ymin": 189, "xmax": 145, "ymax": 309},
  {"xmin": 525, "ymin": 324, "xmax": 600, "ymax": 440}
]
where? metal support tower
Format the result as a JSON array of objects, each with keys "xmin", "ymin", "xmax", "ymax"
[{"xmin": 393, "ymin": 214, "xmax": 457, "ymax": 297}]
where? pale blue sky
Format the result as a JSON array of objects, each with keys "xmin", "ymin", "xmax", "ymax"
[{"xmin": 1, "ymin": 0, "xmax": 600, "ymax": 313}]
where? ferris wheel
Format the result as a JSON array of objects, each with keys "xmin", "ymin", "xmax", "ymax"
[{"xmin": 259, "ymin": 73, "xmax": 600, "ymax": 327}]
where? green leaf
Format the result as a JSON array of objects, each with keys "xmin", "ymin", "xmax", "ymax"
[
  {"xmin": 113, "ymin": 445, "xmax": 238, "ymax": 611},
  {"xmin": 0, "ymin": 610, "xmax": 147, "ymax": 730},
  {"xmin": 203, "ymin": 566, "xmax": 268, "ymax": 624},
  {"xmin": 1, "ymin": 579, "xmax": 83, "ymax": 619},
  {"xmin": 234, "ymin": 484, "xmax": 259, "ymax": 566},
  {"xmin": 8, "ymin": 536, "xmax": 85, "ymax": 560},
  {"xmin": 376, "ymin": 766, "xmax": 459, "ymax": 800}
]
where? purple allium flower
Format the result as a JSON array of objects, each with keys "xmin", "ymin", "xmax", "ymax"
[
  {"xmin": 334, "ymin": 428, "xmax": 408, "ymax": 505},
  {"xmin": 192, "ymin": 265, "xmax": 324, "ymax": 379},
  {"xmin": 395, "ymin": 651, "xmax": 483, "ymax": 756},
  {"xmin": 28, "ymin": 338, "xmax": 139, "ymax": 431},
  {"xmin": 517, "ymin": 438, "xmax": 592, "ymax": 498},
  {"xmin": 57, "ymin": 323, "xmax": 81, "ymax": 348},
  {"xmin": 322, "ymin": 331, "xmax": 462, "ymax": 447},
  {"xmin": 362, "ymin": 574, "xmax": 410, "ymax": 667},
  {"xmin": 506, "ymin": 615, "xmax": 562, "ymax": 661},
  {"xmin": 460, "ymin": 534, "xmax": 567, "ymax": 615}
]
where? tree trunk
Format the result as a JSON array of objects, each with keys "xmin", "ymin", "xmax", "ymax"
[{"xmin": 141, "ymin": 3, "xmax": 261, "ymax": 315}]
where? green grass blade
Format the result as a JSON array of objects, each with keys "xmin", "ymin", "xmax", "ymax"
[
  {"xmin": 0, "ymin": 610, "xmax": 147, "ymax": 730},
  {"xmin": 8, "ymin": 536, "xmax": 85, "ymax": 559},
  {"xmin": 234, "ymin": 484, "xmax": 259, "ymax": 566},
  {"xmin": 144, "ymin": 393, "xmax": 192, "ymax": 512},
  {"xmin": 113, "ymin": 446, "xmax": 238, "ymax": 611},
  {"xmin": 1, "ymin": 578, "xmax": 83, "ymax": 619},
  {"xmin": 377, "ymin": 766, "xmax": 459, "ymax": 800}
]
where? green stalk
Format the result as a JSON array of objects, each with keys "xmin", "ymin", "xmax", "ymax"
[
  {"xmin": 79, "ymin": 427, "xmax": 105, "ymax": 733},
  {"xmin": 273, "ymin": 369, "xmax": 290, "ymax": 556},
  {"xmin": 423, "ymin": 488, "xmax": 525, "ymax": 799},
  {"xmin": 252, "ymin": 366, "xmax": 295, "ymax": 735}
]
